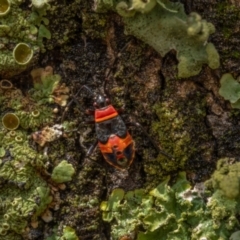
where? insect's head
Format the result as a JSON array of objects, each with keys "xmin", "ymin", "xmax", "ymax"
[{"xmin": 93, "ymin": 93, "xmax": 110, "ymax": 108}]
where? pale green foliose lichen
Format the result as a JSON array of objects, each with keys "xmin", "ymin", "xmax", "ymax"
[
  {"xmin": 51, "ymin": 160, "xmax": 75, "ymax": 183},
  {"xmin": 32, "ymin": 0, "xmax": 49, "ymax": 9},
  {"xmin": 0, "ymin": 0, "xmax": 51, "ymax": 77},
  {"xmin": 219, "ymin": 73, "xmax": 240, "ymax": 109},
  {"xmin": 96, "ymin": 0, "xmax": 219, "ymax": 78},
  {"xmin": 30, "ymin": 66, "xmax": 70, "ymax": 107},
  {"xmin": 101, "ymin": 171, "xmax": 238, "ymax": 240},
  {"xmin": 129, "ymin": 0, "xmax": 157, "ymax": 13},
  {"xmin": 230, "ymin": 231, "xmax": 240, "ymax": 240},
  {"xmin": 30, "ymin": 73, "xmax": 62, "ymax": 105}
]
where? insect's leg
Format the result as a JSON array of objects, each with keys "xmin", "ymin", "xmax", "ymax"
[
  {"xmin": 86, "ymin": 139, "xmax": 98, "ymax": 157},
  {"xmin": 61, "ymin": 95, "xmax": 83, "ymax": 122},
  {"xmin": 103, "ymin": 72, "xmax": 112, "ymax": 102},
  {"xmin": 84, "ymin": 143, "xmax": 110, "ymax": 170},
  {"xmin": 78, "ymin": 120, "xmax": 96, "ymax": 155},
  {"xmin": 116, "ymin": 107, "xmax": 124, "ymax": 114},
  {"xmin": 83, "ymin": 120, "xmax": 95, "ymax": 124},
  {"xmin": 126, "ymin": 121, "xmax": 174, "ymax": 160},
  {"xmin": 61, "ymin": 85, "xmax": 95, "ymax": 122},
  {"xmin": 85, "ymin": 109, "xmax": 95, "ymax": 115}
]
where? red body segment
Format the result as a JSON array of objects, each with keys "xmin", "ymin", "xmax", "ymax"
[{"xmin": 95, "ymin": 105, "xmax": 118, "ymax": 123}]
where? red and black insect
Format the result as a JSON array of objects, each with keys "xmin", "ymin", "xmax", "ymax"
[{"xmin": 63, "ymin": 76, "xmax": 173, "ymax": 170}]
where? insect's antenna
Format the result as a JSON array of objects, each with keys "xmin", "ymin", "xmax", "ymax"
[
  {"xmin": 61, "ymin": 85, "xmax": 94, "ymax": 122},
  {"xmin": 104, "ymin": 40, "xmax": 132, "ymax": 96}
]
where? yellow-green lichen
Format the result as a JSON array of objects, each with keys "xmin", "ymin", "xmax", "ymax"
[
  {"xmin": 61, "ymin": 226, "xmax": 79, "ymax": 240},
  {"xmin": 203, "ymin": 158, "xmax": 240, "ymax": 236},
  {"xmin": 0, "ymin": 131, "xmax": 53, "ymax": 235},
  {"xmin": 0, "ymin": 0, "xmax": 10, "ymax": 16},
  {"xmin": 12, "ymin": 43, "xmax": 33, "ymax": 65},
  {"xmin": 2, "ymin": 112, "xmax": 20, "ymax": 130},
  {"xmin": 0, "ymin": 83, "xmax": 55, "ymax": 131},
  {"xmin": 205, "ymin": 158, "xmax": 240, "ymax": 199},
  {"xmin": 0, "ymin": 69, "xmax": 71, "ymax": 239},
  {"xmin": 0, "ymin": 0, "xmax": 51, "ymax": 77},
  {"xmin": 146, "ymin": 88, "xmax": 212, "ymax": 185}
]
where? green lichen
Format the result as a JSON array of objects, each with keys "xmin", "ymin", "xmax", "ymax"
[
  {"xmin": 18, "ymin": 105, "xmax": 53, "ymax": 131},
  {"xmin": 116, "ymin": 1, "xmax": 135, "ymax": 17},
  {"xmin": 205, "ymin": 158, "xmax": 240, "ymax": 200},
  {"xmin": 0, "ymin": 127, "xmax": 52, "ymax": 236},
  {"xmin": 32, "ymin": 0, "xmax": 49, "ymax": 9},
  {"xmin": 61, "ymin": 226, "xmax": 79, "ymax": 240},
  {"xmin": 46, "ymin": 226, "xmax": 79, "ymax": 240},
  {"xmin": 0, "ymin": 179, "xmax": 52, "ymax": 236},
  {"xmin": 51, "ymin": 160, "xmax": 75, "ymax": 183},
  {"xmin": 101, "ymin": 171, "xmax": 236, "ymax": 240},
  {"xmin": 30, "ymin": 70, "xmax": 61, "ymax": 104},
  {"xmin": 219, "ymin": 73, "xmax": 240, "ymax": 109},
  {"xmin": 0, "ymin": 0, "xmax": 51, "ymax": 77},
  {"xmin": 203, "ymin": 158, "xmax": 240, "ymax": 237},
  {"xmin": 0, "ymin": 69, "xmax": 71, "ymax": 239},
  {"xmin": 2, "ymin": 113, "xmax": 20, "ymax": 130},
  {"xmin": 12, "ymin": 43, "xmax": 33, "ymax": 65},
  {"xmin": 95, "ymin": 0, "xmax": 219, "ymax": 78},
  {"xmin": 129, "ymin": 0, "xmax": 157, "ymax": 14},
  {"xmin": 38, "ymin": 23, "xmax": 52, "ymax": 42},
  {"xmin": 0, "ymin": 78, "xmax": 55, "ymax": 131},
  {"xmin": 0, "ymin": 147, "xmax": 5, "ymax": 157},
  {"xmin": 100, "ymin": 188, "xmax": 153, "ymax": 239},
  {"xmin": 0, "ymin": 0, "xmax": 10, "ymax": 16},
  {"xmin": 34, "ymin": 186, "xmax": 53, "ymax": 216}
]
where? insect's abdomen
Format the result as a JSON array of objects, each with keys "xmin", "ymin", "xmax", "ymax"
[{"xmin": 98, "ymin": 132, "xmax": 135, "ymax": 169}]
